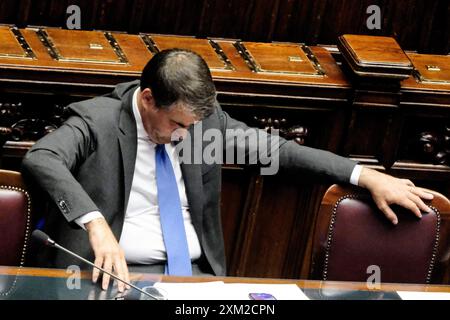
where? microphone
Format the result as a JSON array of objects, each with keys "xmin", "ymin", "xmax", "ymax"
[{"xmin": 31, "ymin": 230, "xmax": 165, "ymax": 300}]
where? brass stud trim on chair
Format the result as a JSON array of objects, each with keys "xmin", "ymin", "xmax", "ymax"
[
  {"xmin": 321, "ymin": 194, "xmax": 354, "ymax": 281},
  {"xmin": 322, "ymin": 195, "xmax": 440, "ymax": 284},
  {"xmin": 0, "ymin": 185, "xmax": 31, "ymax": 297},
  {"xmin": 426, "ymin": 205, "xmax": 440, "ymax": 284}
]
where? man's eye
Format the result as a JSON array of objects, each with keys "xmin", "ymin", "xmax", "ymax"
[{"xmin": 173, "ymin": 122, "xmax": 187, "ymax": 129}]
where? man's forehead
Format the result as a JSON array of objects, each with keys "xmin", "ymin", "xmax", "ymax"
[{"xmin": 169, "ymin": 102, "xmax": 200, "ymax": 123}]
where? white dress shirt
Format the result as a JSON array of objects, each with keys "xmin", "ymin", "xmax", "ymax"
[{"xmin": 75, "ymin": 88, "xmax": 363, "ymax": 263}]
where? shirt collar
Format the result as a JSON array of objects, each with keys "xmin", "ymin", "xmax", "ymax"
[{"xmin": 132, "ymin": 87, "xmax": 155, "ymax": 145}]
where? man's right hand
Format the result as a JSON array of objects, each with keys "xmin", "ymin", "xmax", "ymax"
[{"xmin": 85, "ymin": 217, "xmax": 130, "ymax": 292}]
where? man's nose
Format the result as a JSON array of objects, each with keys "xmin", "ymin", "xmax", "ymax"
[{"xmin": 171, "ymin": 128, "xmax": 188, "ymax": 142}]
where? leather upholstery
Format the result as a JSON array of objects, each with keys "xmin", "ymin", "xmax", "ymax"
[
  {"xmin": 325, "ymin": 197, "xmax": 438, "ymax": 283},
  {"xmin": 311, "ymin": 184, "xmax": 450, "ymax": 284},
  {"xmin": 0, "ymin": 170, "xmax": 31, "ymax": 266}
]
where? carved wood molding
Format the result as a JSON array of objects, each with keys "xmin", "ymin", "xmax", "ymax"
[
  {"xmin": 0, "ymin": 100, "xmax": 68, "ymax": 147},
  {"xmin": 416, "ymin": 127, "xmax": 450, "ymax": 166},
  {"xmin": 253, "ymin": 116, "xmax": 309, "ymax": 145}
]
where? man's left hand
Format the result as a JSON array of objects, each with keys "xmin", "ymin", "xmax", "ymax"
[{"xmin": 358, "ymin": 167, "xmax": 434, "ymax": 225}]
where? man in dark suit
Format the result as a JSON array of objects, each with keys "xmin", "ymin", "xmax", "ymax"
[{"xmin": 22, "ymin": 49, "xmax": 434, "ymax": 293}]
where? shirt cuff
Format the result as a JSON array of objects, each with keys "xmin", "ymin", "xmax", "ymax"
[
  {"xmin": 349, "ymin": 164, "xmax": 363, "ymax": 186},
  {"xmin": 75, "ymin": 211, "xmax": 104, "ymax": 230}
]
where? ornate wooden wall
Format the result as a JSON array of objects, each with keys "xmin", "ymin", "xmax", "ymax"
[{"xmin": 0, "ymin": 0, "xmax": 449, "ymax": 53}]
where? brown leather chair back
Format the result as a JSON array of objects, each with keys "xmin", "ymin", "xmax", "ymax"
[
  {"xmin": 0, "ymin": 169, "xmax": 31, "ymax": 266},
  {"xmin": 310, "ymin": 184, "xmax": 450, "ymax": 284}
]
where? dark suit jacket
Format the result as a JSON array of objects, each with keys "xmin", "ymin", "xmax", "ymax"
[{"xmin": 22, "ymin": 80, "xmax": 357, "ymax": 276}]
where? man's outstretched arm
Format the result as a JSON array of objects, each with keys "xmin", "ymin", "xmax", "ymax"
[{"xmin": 216, "ymin": 104, "xmax": 434, "ymax": 224}]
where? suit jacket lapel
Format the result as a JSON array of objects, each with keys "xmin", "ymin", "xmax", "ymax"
[
  {"xmin": 180, "ymin": 123, "xmax": 205, "ymax": 240},
  {"xmin": 180, "ymin": 162, "xmax": 203, "ymax": 240},
  {"xmin": 118, "ymin": 88, "xmax": 138, "ymax": 214}
]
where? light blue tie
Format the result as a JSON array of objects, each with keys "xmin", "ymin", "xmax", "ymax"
[{"xmin": 155, "ymin": 144, "xmax": 192, "ymax": 276}]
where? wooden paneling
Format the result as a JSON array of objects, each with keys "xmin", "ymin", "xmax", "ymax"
[
  {"xmin": 220, "ymin": 167, "xmax": 253, "ymax": 272},
  {"xmin": 197, "ymin": 0, "xmax": 282, "ymax": 41},
  {"xmin": 0, "ymin": 0, "xmax": 448, "ymax": 53},
  {"xmin": 135, "ymin": 0, "xmax": 205, "ymax": 35}
]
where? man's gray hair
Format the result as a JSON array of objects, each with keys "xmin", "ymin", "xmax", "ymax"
[{"xmin": 140, "ymin": 48, "xmax": 217, "ymax": 119}]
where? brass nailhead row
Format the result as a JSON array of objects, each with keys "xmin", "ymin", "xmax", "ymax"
[{"xmin": 0, "ymin": 185, "xmax": 31, "ymax": 297}]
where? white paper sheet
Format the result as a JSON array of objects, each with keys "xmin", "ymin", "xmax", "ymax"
[
  {"xmin": 222, "ymin": 283, "xmax": 309, "ymax": 300},
  {"xmin": 153, "ymin": 281, "xmax": 309, "ymax": 300},
  {"xmin": 397, "ymin": 291, "xmax": 450, "ymax": 300}
]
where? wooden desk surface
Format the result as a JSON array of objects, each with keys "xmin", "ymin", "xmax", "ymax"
[{"xmin": 1, "ymin": 266, "xmax": 450, "ymax": 294}]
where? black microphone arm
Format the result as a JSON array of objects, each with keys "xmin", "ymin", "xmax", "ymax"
[{"xmin": 31, "ymin": 230, "xmax": 165, "ymax": 300}]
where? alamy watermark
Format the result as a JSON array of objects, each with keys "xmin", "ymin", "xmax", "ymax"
[
  {"xmin": 172, "ymin": 123, "xmax": 280, "ymax": 175},
  {"xmin": 366, "ymin": 264, "xmax": 381, "ymax": 289},
  {"xmin": 66, "ymin": 265, "xmax": 81, "ymax": 290},
  {"xmin": 366, "ymin": 5, "xmax": 381, "ymax": 30},
  {"xmin": 66, "ymin": 5, "xmax": 81, "ymax": 29}
]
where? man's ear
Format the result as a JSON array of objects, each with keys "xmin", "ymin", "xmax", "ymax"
[{"xmin": 141, "ymin": 88, "xmax": 156, "ymax": 110}]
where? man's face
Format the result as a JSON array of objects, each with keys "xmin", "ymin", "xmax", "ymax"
[{"xmin": 138, "ymin": 88, "xmax": 199, "ymax": 144}]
